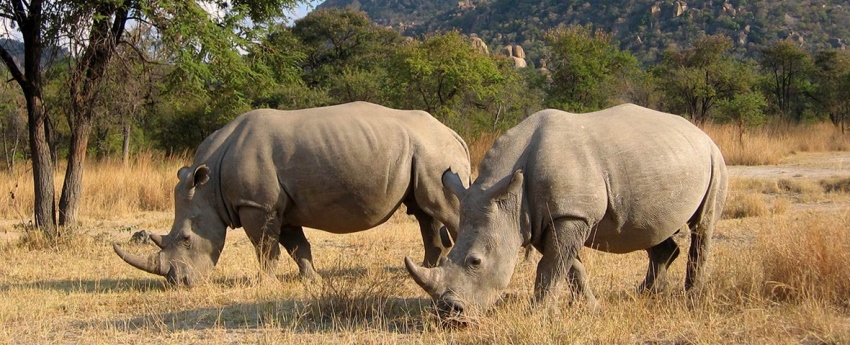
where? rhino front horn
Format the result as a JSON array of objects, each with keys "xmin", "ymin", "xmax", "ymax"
[
  {"xmin": 113, "ymin": 243, "xmax": 168, "ymax": 276},
  {"xmin": 404, "ymin": 256, "xmax": 442, "ymax": 296}
]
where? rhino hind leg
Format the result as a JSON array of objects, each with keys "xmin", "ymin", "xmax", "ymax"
[
  {"xmin": 639, "ymin": 236, "xmax": 681, "ymax": 294},
  {"xmin": 404, "ymin": 200, "xmax": 451, "ymax": 268},
  {"xmin": 279, "ymin": 225, "xmax": 319, "ymax": 279},
  {"xmin": 686, "ymin": 151, "xmax": 728, "ymax": 291},
  {"xmin": 240, "ymin": 207, "xmax": 283, "ymax": 281}
]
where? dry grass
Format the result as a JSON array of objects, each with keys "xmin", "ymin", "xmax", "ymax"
[
  {"xmin": 467, "ymin": 132, "xmax": 500, "ymax": 174},
  {"xmin": 0, "ymin": 151, "xmax": 189, "ymax": 221},
  {"xmin": 2, "ymin": 127, "xmax": 850, "ymax": 343},
  {"xmin": 467, "ymin": 122, "xmax": 850, "ymax": 168},
  {"xmin": 2, "ymin": 206, "xmax": 849, "ymax": 343},
  {"xmin": 702, "ymin": 122, "xmax": 850, "ymax": 166}
]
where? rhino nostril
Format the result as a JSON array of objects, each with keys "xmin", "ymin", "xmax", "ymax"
[{"xmin": 437, "ymin": 300, "xmax": 464, "ymax": 314}]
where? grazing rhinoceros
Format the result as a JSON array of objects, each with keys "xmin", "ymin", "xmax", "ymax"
[
  {"xmin": 114, "ymin": 102, "xmax": 471, "ymax": 286},
  {"xmin": 405, "ymin": 103, "xmax": 728, "ymax": 317}
]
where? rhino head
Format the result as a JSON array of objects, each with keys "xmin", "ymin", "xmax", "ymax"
[
  {"xmin": 405, "ymin": 170, "xmax": 525, "ymax": 320},
  {"xmin": 113, "ymin": 165, "xmax": 227, "ymax": 287}
]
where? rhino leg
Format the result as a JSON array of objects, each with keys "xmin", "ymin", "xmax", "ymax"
[
  {"xmin": 639, "ymin": 236, "xmax": 681, "ymax": 293},
  {"xmin": 534, "ymin": 217, "xmax": 597, "ymax": 309},
  {"xmin": 405, "ymin": 201, "xmax": 451, "ymax": 268},
  {"xmin": 567, "ymin": 256, "xmax": 599, "ymax": 310},
  {"xmin": 240, "ymin": 207, "xmax": 282, "ymax": 281},
  {"xmin": 279, "ymin": 225, "xmax": 319, "ymax": 279},
  {"xmin": 686, "ymin": 220, "xmax": 715, "ymax": 290}
]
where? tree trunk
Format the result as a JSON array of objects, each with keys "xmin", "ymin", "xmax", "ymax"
[
  {"xmin": 58, "ymin": 3, "xmax": 129, "ymax": 227},
  {"xmin": 27, "ymin": 95, "xmax": 57, "ymax": 235},
  {"xmin": 122, "ymin": 119, "xmax": 131, "ymax": 166},
  {"xmin": 59, "ymin": 117, "xmax": 92, "ymax": 226}
]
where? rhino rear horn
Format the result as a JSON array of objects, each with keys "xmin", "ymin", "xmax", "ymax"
[
  {"xmin": 113, "ymin": 243, "xmax": 168, "ymax": 276},
  {"xmin": 485, "ymin": 169, "xmax": 524, "ymax": 200},
  {"xmin": 442, "ymin": 169, "xmax": 467, "ymax": 197},
  {"xmin": 148, "ymin": 233, "xmax": 168, "ymax": 249},
  {"xmin": 404, "ymin": 256, "xmax": 443, "ymax": 297}
]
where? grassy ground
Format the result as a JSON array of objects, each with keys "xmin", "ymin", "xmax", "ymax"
[{"xmin": 2, "ymin": 123, "xmax": 850, "ymax": 344}]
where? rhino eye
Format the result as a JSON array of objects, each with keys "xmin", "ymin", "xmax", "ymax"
[{"xmin": 467, "ymin": 255, "xmax": 482, "ymax": 267}]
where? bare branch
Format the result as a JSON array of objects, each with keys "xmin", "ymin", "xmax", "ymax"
[{"xmin": 0, "ymin": 45, "xmax": 25, "ymax": 86}]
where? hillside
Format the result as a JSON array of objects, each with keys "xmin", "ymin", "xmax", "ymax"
[{"xmin": 317, "ymin": 0, "xmax": 850, "ymax": 66}]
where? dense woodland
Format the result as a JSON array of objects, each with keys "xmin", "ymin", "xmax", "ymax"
[
  {"xmin": 1, "ymin": 3, "xmax": 850, "ymax": 234},
  {"xmin": 318, "ymin": 0, "xmax": 850, "ymax": 65}
]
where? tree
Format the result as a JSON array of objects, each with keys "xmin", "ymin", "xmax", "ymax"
[
  {"xmin": 759, "ymin": 40, "xmax": 812, "ymax": 121},
  {"xmin": 385, "ymin": 31, "xmax": 504, "ymax": 129},
  {"xmin": 0, "ymin": 0, "xmax": 64, "ymax": 234},
  {"xmin": 716, "ymin": 91, "xmax": 768, "ymax": 144},
  {"xmin": 543, "ymin": 25, "xmax": 639, "ymax": 112},
  {"xmin": 654, "ymin": 35, "xmax": 755, "ymax": 124},
  {"xmin": 1, "ymin": 0, "xmax": 306, "ymax": 232},
  {"xmin": 807, "ymin": 50, "xmax": 850, "ymax": 132},
  {"xmin": 291, "ymin": 8, "xmax": 403, "ymax": 103}
]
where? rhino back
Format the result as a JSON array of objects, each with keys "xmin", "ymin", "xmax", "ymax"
[
  {"xmin": 214, "ymin": 102, "xmax": 466, "ymax": 232},
  {"xmin": 482, "ymin": 104, "xmax": 719, "ymax": 253}
]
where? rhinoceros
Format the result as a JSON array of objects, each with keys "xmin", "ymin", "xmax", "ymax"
[
  {"xmin": 405, "ymin": 104, "xmax": 728, "ymax": 317},
  {"xmin": 113, "ymin": 102, "xmax": 471, "ymax": 286}
]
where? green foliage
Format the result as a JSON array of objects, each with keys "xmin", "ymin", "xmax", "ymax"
[
  {"xmin": 145, "ymin": 0, "xmax": 306, "ymax": 111},
  {"xmin": 807, "ymin": 50, "xmax": 850, "ymax": 130},
  {"xmin": 654, "ymin": 35, "xmax": 758, "ymax": 124},
  {"xmin": 292, "ymin": 8, "xmax": 404, "ymax": 102},
  {"xmin": 543, "ymin": 25, "xmax": 639, "ymax": 112},
  {"xmin": 13, "ymin": 3, "xmax": 850, "ymax": 163},
  {"xmin": 384, "ymin": 31, "xmax": 506, "ymax": 128},
  {"xmin": 717, "ymin": 91, "xmax": 768, "ymax": 128},
  {"xmin": 320, "ymin": 0, "xmax": 850, "ymax": 68},
  {"xmin": 759, "ymin": 41, "xmax": 813, "ymax": 121}
]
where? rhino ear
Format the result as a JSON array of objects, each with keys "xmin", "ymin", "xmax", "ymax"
[
  {"xmin": 178, "ymin": 166, "xmax": 193, "ymax": 181},
  {"xmin": 442, "ymin": 169, "xmax": 467, "ymax": 197},
  {"xmin": 486, "ymin": 169, "xmax": 524, "ymax": 201},
  {"xmin": 191, "ymin": 165, "xmax": 211, "ymax": 188}
]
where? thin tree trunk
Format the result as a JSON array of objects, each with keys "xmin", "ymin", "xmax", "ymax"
[
  {"xmin": 59, "ymin": 116, "xmax": 91, "ymax": 226},
  {"xmin": 122, "ymin": 119, "xmax": 131, "ymax": 166},
  {"xmin": 27, "ymin": 95, "xmax": 57, "ymax": 235}
]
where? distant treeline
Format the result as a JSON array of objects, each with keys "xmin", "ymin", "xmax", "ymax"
[{"xmin": 1, "ymin": 8, "xmax": 848, "ymax": 167}]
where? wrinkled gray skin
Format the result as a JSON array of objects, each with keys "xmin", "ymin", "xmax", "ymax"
[
  {"xmin": 114, "ymin": 102, "xmax": 471, "ymax": 286},
  {"xmin": 406, "ymin": 104, "xmax": 728, "ymax": 317}
]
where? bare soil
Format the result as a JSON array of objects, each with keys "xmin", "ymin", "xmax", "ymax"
[{"xmin": 727, "ymin": 151, "xmax": 850, "ymax": 179}]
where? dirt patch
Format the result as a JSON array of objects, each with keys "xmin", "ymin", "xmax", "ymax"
[{"xmin": 728, "ymin": 152, "xmax": 850, "ymax": 179}]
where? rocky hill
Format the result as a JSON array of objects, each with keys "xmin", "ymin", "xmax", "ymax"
[{"xmin": 317, "ymin": 0, "xmax": 850, "ymax": 66}]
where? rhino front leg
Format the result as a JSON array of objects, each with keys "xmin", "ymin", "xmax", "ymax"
[
  {"xmin": 240, "ymin": 207, "xmax": 282, "ymax": 281},
  {"xmin": 280, "ymin": 225, "xmax": 319, "ymax": 279},
  {"xmin": 405, "ymin": 201, "xmax": 452, "ymax": 268},
  {"xmin": 639, "ymin": 236, "xmax": 681, "ymax": 293},
  {"xmin": 534, "ymin": 217, "xmax": 596, "ymax": 308},
  {"xmin": 567, "ymin": 256, "xmax": 599, "ymax": 310}
]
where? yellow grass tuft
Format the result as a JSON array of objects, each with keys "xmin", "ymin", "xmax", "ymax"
[
  {"xmin": 757, "ymin": 212, "xmax": 850, "ymax": 304},
  {"xmin": 467, "ymin": 132, "xmax": 500, "ymax": 173},
  {"xmin": 723, "ymin": 192, "xmax": 770, "ymax": 219}
]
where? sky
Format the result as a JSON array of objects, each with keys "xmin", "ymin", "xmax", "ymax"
[{"xmin": 289, "ymin": 0, "xmax": 323, "ymax": 20}]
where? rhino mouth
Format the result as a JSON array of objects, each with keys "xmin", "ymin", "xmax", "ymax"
[
  {"xmin": 435, "ymin": 294, "xmax": 477, "ymax": 328},
  {"xmin": 436, "ymin": 292, "xmax": 467, "ymax": 314},
  {"xmin": 436, "ymin": 296, "xmax": 465, "ymax": 315}
]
